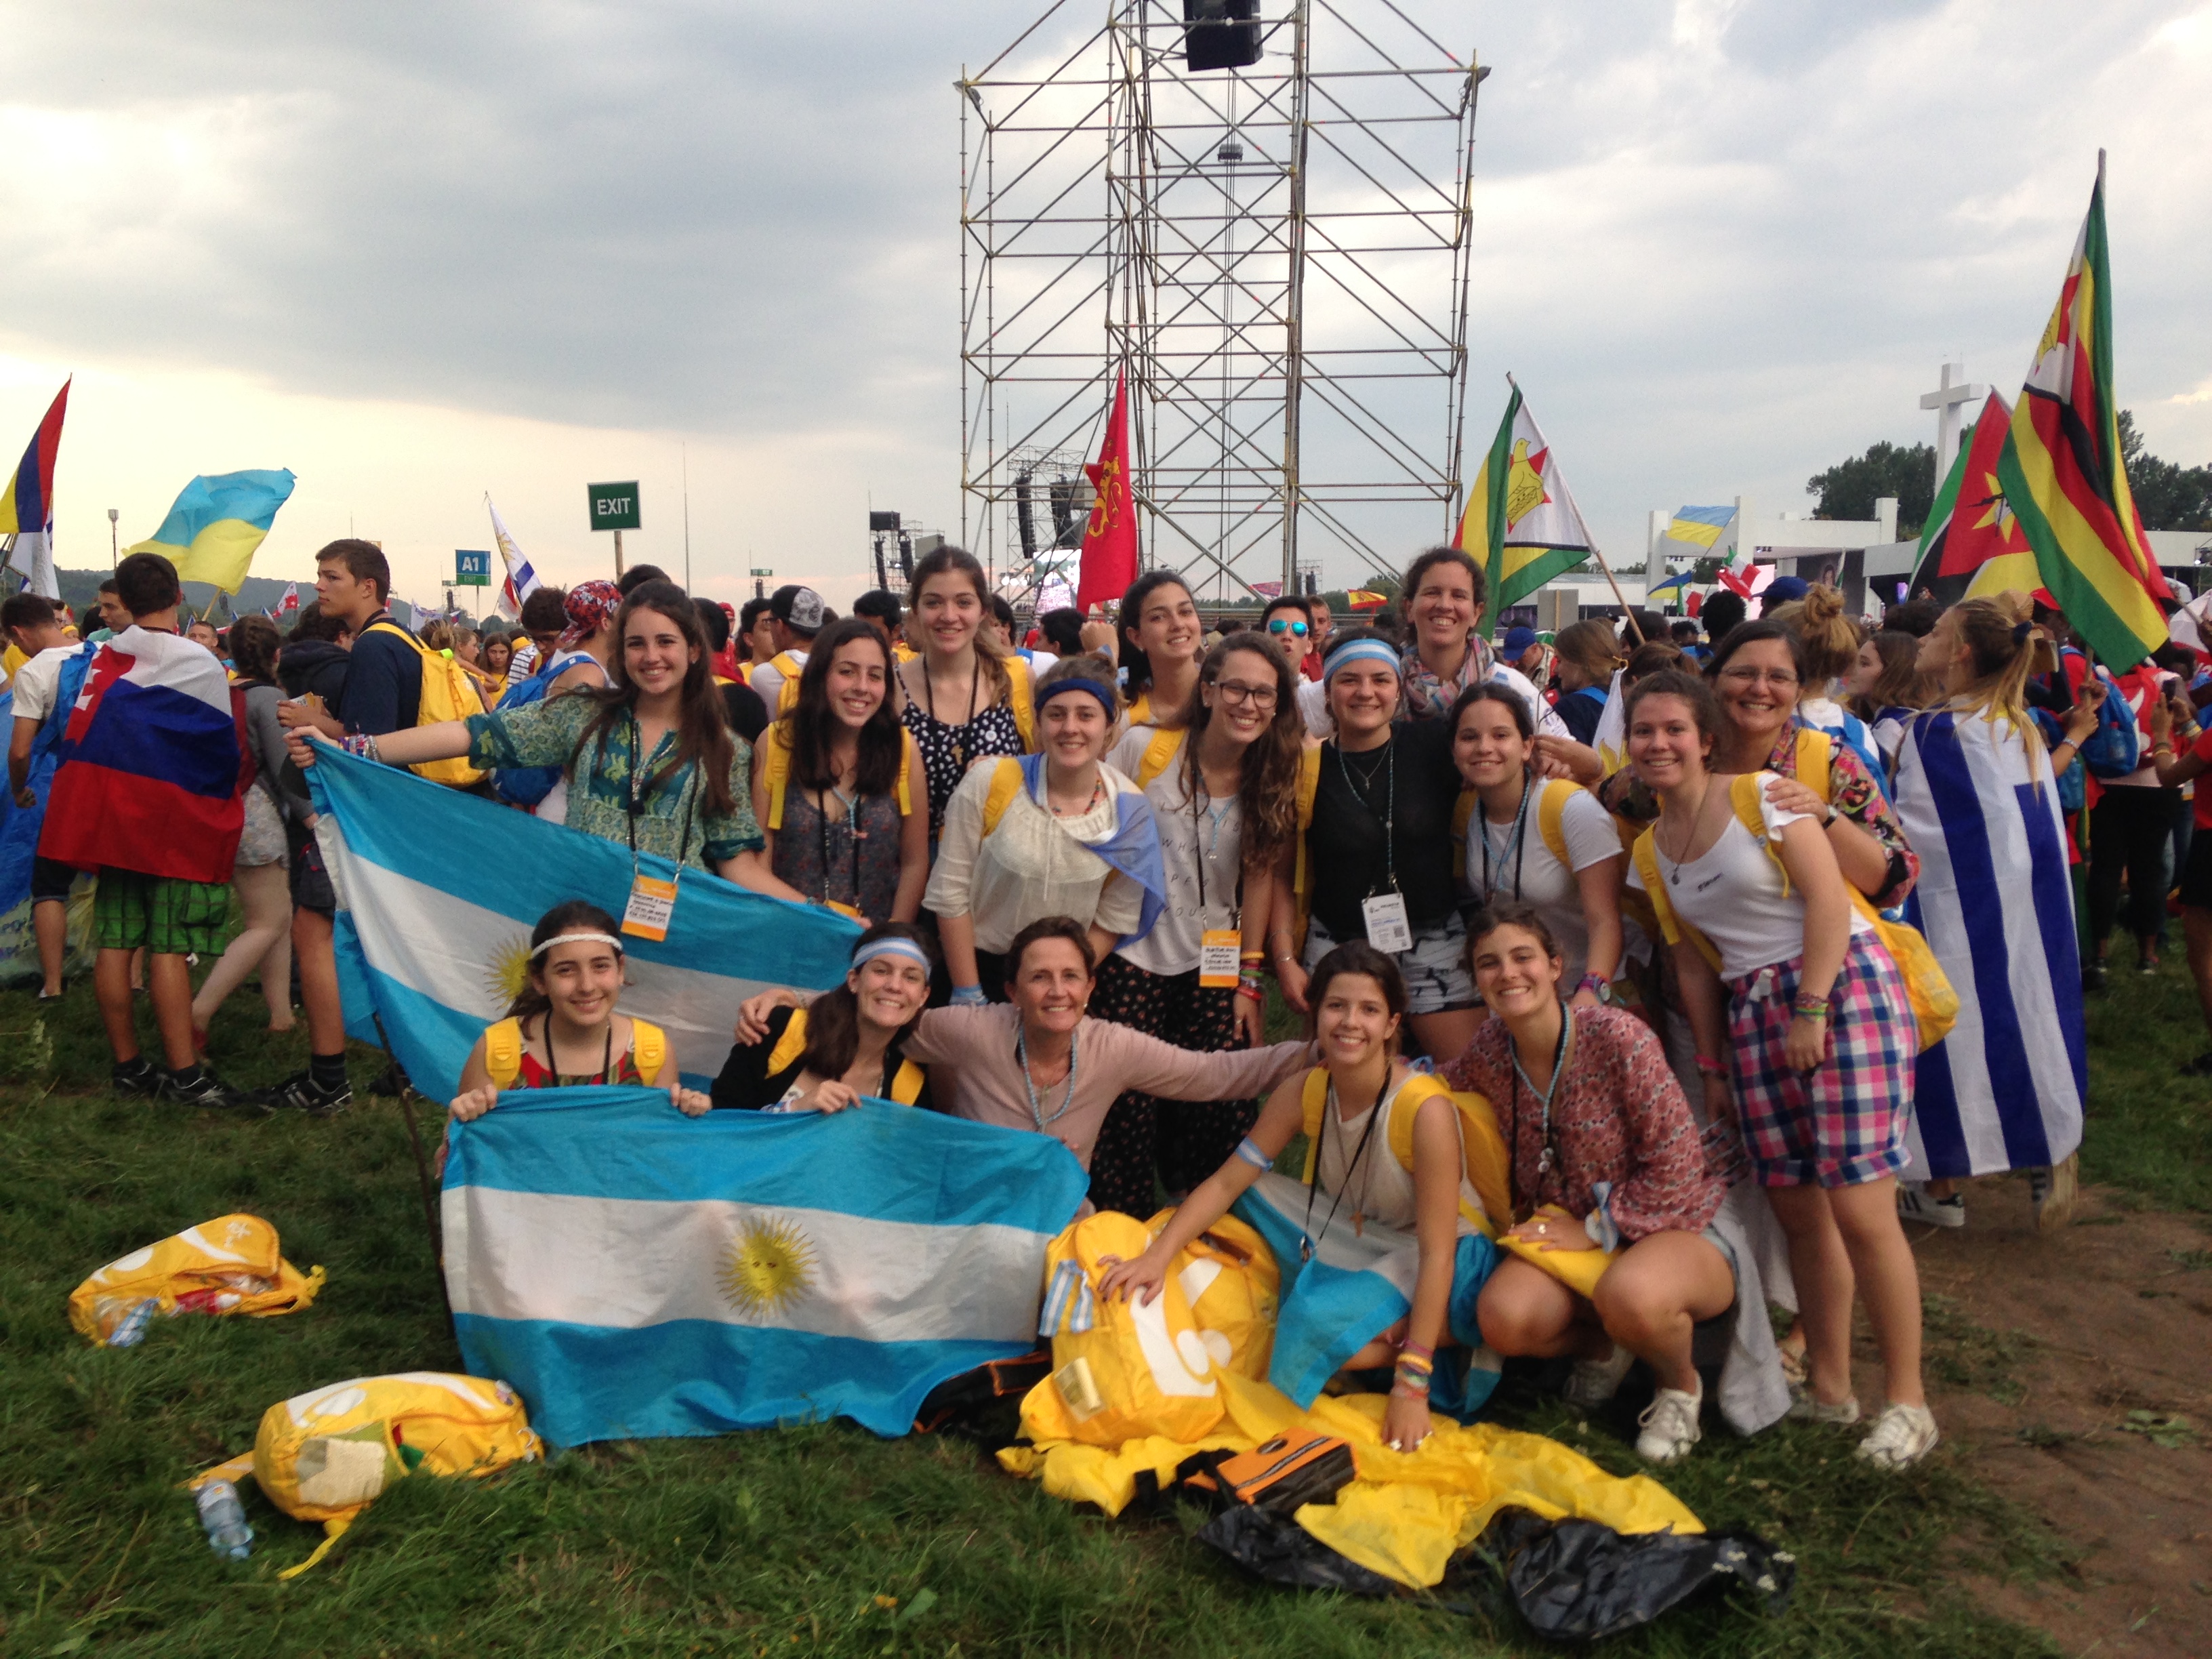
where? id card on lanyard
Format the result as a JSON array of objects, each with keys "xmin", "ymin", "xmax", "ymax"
[
  {"xmin": 1191, "ymin": 779, "xmax": 1242, "ymax": 987},
  {"xmin": 1336, "ymin": 740, "xmax": 1412, "ymax": 953},
  {"xmin": 620, "ymin": 714, "xmax": 693, "ymax": 942}
]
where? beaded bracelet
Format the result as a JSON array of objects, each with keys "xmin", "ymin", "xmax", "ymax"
[
  {"xmin": 1397, "ymin": 1340, "xmax": 1435, "ymax": 1364},
  {"xmin": 1791, "ymin": 995, "xmax": 1831, "ymax": 1019}
]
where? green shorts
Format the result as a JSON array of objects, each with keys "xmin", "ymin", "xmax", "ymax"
[{"xmin": 92, "ymin": 869, "xmax": 232, "ymax": 956}]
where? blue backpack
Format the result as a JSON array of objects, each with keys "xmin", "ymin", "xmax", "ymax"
[
  {"xmin": 489, "ymin": 655, "xmax": 592, "ymax": 807},
  {"xmin": 2066, "ymin": 655, "xmax": 2143, "ymax": 781}
]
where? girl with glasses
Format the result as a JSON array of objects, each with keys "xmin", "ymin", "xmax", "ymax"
[{"xmin": 1086, "ymin": 632, "xmax": 1308, "ymax": 1216}]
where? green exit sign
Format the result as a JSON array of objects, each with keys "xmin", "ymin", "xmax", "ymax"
[{"xmin": 588, "ymin": 482, "xmax": 641, "ymax": 531}]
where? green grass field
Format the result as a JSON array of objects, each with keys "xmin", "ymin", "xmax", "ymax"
[{"xmin": 3, "ymin": 942, "xmax": 2201, "ymax": 1658}]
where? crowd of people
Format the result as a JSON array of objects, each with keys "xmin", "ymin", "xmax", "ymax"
[{"xmin": 14, "ymin": 532, "xmax": 2156, "ymax": 1478}]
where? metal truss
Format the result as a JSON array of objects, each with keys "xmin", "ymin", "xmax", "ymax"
[{"xmin": 960, "ymin": 0, "xmax": 1483, "ymax": 603}]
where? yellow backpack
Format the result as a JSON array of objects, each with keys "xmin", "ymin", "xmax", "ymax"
[
  {"xmin": 766, "ymin": 1007, "xmax": 926, "ymax": 1105},
  {"xmin": 69, "ymin": 1214, "xmax": 324, "ymax": 1346},
  {"xmin": 1629, "ymin": 766, "xmax": 1959, "ymax": 1052},
  {"xmin": 769, "ymin": 650, "xmax": 810, "ymax": 715},
  {"xmin": 757, "ymin": 720, "xmax": 914, "ymax": 832},
  {"xmin": 363, "ymin": 621, "xmax": 488, "ymax": 787},
  {"xmin": 1021, "ymin": 1209, "xmax": 1279, "ymax": 1448},
  {"xmin": 1296, "ymin": 1067, "xmax": 1512, "ymax": 1240},
  {"xmin": 1288, "ymin": 744, "xmax": 1326, "ymax": 951},
  {"xmin": 1006, "ymin": 653, "xmax": 1036, "ymax": 750},
  {"xmin": 194, "ymin": 1372, "xmax": 543, "ymax": 1577},
  {"xmin": 1448, "ymin": 777, "xmax": 1584, "ymax": 878},
  {"xmin": 1132, "ymin": 724, "xmax": 1185, "ymax": 789},
  {"xmin": 482, "ymin": 1015, "xmax": 668, "ymax": 1088}
]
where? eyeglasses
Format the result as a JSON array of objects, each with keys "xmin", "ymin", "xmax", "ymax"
[
  {"xmin": 1267, "ymin": 618, "xmax": 1309, "ymax": 638},
  {"xmin": 1717, "ymin": 667, "xmax": 1800, "ymax": 688},
  {"xmin": 1213, "ymin": 679, "xmax": 1279, "ymax": 708}
]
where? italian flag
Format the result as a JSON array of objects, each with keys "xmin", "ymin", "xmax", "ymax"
[
  {"xmin": 1994, "ymin": 155, "xmax": 2169, "ymax": 666},
  {"xmin": 1456, "ymin": 380, "xmax": 1596, "ymax": 633}
]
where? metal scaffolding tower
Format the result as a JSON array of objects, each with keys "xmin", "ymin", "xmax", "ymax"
[{"xmin": 960, "ymin": 1, "xmax": 1483, "ymax": 603}]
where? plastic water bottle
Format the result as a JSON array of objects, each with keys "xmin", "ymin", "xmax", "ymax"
[
  {"xmin": 106, "ymin": 1298, "xmax": 158, "ymax": 1348},
  {"xmin": 195, "ymin": 1480, "xmax": 253, "ymax": 1561}
]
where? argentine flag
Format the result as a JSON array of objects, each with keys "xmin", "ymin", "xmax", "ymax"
[
  {"xmin": 446, "ymin": 1088, "xmax": 1090, "ymax": 1445},
  {"xmin": 302, "ymin": 744, "xmax": 861, "ymax": 1101},
  {"xmin": 1232, "ymin": 1172, "xmax": 1500, "ymax": 1417}
]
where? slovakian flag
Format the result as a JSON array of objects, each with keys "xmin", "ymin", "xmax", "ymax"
[
  {"xmin": 42, "ymin": 626, "xmax": 243, "ymax": 885},
  {"xmin": 0, "ymin": 379, "xmax": 70, "ymax": 600},
  {"xmin": 1995, "ymin": 155, "xmax": 2169, "ymax": 668},
  {"xmin": 1075, "ymin": 367, "xmax": 1139, "ymax": 614},
  {"xmin": 1456, "ymin": 380, "xmax": 1598, "ymax": 634}
]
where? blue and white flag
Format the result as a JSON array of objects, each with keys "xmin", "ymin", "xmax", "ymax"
[
  {"xmin": 444, "ymin": 1088, "xmax": 1090, "ymax": 1446},
  {"xmin": 302, "ymin": 745, "xmax": 861, "ymax": 1101},
  {"xmin": 1891, "ymin": 707, "xmax": 2086, "ymax": 1177},
  {"xmin": 1231, "ymin": 1171, "xmax": 1499, "ymax": 1416}
]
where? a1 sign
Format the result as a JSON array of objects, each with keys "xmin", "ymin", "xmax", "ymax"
[
  {"xmin": 588, "ymin": 482, "xmax": 642, "ymax": 532},
  {"xmin": 454, "ymin": 549, "xmax": 491, "ymax": 587}
]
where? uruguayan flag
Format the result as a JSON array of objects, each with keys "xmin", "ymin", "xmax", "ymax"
[
  {"xmin": 1232, "ymin": 1172, "xmax": 1499, "ymax": 1417},
  {"xmin": 445, "ymin": 1088, "xmax": 1090, "ymax": 1445},
  {"xmin": 1891, "ymin": 708, "xmax": 2086, "ymax": 1177},
  {"xmin": 303, "ymin": 745, "xmax": 861, "ymax": 1101}
]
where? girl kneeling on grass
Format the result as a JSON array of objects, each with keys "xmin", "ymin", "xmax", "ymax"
[
  {"xmin": 1438, "ymin": 902, "xmax": 1734, "ymax": 1465},
  {"xmin": 1099, "ymin": 941, "xmax": 1501, "ymax": 1457},
  {"xmin": 449, "ymin": 901, "xmax": 712, "ymax": 1124},
  {"xmin": 1622, "ymin": 670, "xmax": 1936, "ymax": 1469}
]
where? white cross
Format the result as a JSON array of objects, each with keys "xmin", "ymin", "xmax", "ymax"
[{"xmin": 1919, "ymin": 361, "xmax": 1987, "ymax": 484}]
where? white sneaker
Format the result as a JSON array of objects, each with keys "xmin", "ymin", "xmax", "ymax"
[
  {"xmin": 1635, "ymin": 1382, "xmax": 1704, "ymax": 1464},
  {"xmin": 1856, "ymin": 1401, "xmax": 1940, "ymax": 1469},
  {"xmin": 1897, "ymin": 1183, "xmax": 1965, "ymax": 1229},
  {"xmin": 1786, "ymin": 1387, "xmax": 1861, "ymax": 1425},
  {"xmin": 1561, "ymin": 1343, "xmax": 1637, "ymax": 1409}
]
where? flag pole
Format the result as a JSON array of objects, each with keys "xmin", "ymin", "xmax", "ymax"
[{"xmin": 1586, "ymin": 539, "xmax": 1645, "ymax": 645}]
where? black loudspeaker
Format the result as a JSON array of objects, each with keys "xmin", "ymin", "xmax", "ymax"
[
  {"xmin": 1015, "ymin": 472, "xmax": 1039, "ymax": 560},
  {"xmin": 1184, "ymin": 0, "xmax": 1261, "ymax": 73}
]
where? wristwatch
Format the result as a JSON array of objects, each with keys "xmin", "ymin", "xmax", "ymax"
[{"xmin": 1575, "ymin": 972, "xmax": 1614, "ymax": 1005}]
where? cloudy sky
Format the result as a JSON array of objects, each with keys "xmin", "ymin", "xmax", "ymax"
[{"xmin": 1, "ymin": 0, "xmax": 2205, "ymax": 608}]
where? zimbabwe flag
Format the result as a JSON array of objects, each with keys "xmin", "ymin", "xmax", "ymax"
[
  {"xmin": 1455, "ymin": 380, "xmax": 1596, "ymax": 634},
  {"xmin": 1995, "ymin": 157, "xmax": 2169, "ymax": 667}
]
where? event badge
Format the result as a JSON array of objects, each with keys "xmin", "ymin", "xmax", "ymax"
[
  {"xmin": 1361, "ymin": 892, "xmax": 1414, "ymax": 954},
  {"xmin": 620, "ymin": 873, "xmax": 679, "ymax": 942},
  {"xmin": 1198, "ymin": 928, "xmax": 1242, "ymax": 989}
]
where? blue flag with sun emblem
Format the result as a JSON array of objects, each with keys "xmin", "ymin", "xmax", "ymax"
[
  {"xmin": 443, "ymin": 1086, "xmax": 1090, "ymax": 1446},
  {"xmin": 301, "ymin": 743, "xmax": 861, "ymax": 1101}
]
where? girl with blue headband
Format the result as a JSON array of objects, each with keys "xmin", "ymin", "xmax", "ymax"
[
  {"xmin": 710, "ymin": 922, "xmax": 937, "ymax": 1111},
  {"xmin": 924, "ymin": 652, "xmax": 1168, "ymax": 1004}
]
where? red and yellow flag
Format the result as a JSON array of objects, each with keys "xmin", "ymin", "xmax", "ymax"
[
  {"xmin": 1995, "ymin": 157, "xmax": 2169, "ymax": 666},
  {"xmin": 1075, "ymin": 367, "xmax": 1139, "ymax": 613}
]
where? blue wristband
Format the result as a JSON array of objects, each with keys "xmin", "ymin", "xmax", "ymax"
[{"xmin": 949, "ymin": 985, "xmax": 987, "ymax": 1008}]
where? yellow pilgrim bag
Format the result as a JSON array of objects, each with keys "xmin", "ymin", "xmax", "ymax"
[
  {"xmin": 362, "ymin": 621, "xmax": 487, "ymax": 787},
  {"xmin": 1296, "ymin": 1068, "xmax": 1512, "ymax": 1240},
  {"xmin": 69, "ymin": 1214, "xmax": 325, "ymax": 1346},
  {"xmin": 1496, "ymin": 1204, "xmax": 1617, "ymax": 1300},
  {"xmin": 482, "ymin": 1015, "xmax": 669, "ymax": 1088},
  {"xmin": 195, "ymin": 1372, "xmax": 543, "ymax": 1578},
  {"xmin": 1023, "ymin": 1210, "xmax": 1280, "ymax": 1448}
]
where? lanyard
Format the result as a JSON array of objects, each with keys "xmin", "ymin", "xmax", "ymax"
[
  {"xmin": 1334, "ymin": 738, "xmax": 1397, "ymax": 897},
  {"xmin": 1507, "ymin": 1004, "xmax": 1573, "ymax": 1215},
  {"xmin": 1016, "ymin": 1029, "xmax": 1080, "ymax": 1130},
  {"xmin": 1477, "ymin": 771, "xmax": 1534, "ymax": 903},
  {"xmin": 923, "ymin": 655, "xmax": 983, "ymax": 773},
  {"xmin": 627, "ymin": 714, "xmax": 697, "ymax": 870},
  {"xmin": 815, "ymin": 781, "xmax": 866, "ymax": 905},
  {"xmin": 536, "ymin": 1015, "xmax": 614, "ymax": 1086},
  {"xmin": 1301, "ymin": 1078, "xmax": 1387, "ymax": 1260},
  {"xmin": 1190, "ymin": 771, "xmax": 1242, "ymax": 926}
]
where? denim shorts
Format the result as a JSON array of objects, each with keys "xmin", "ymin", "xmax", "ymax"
[{"xmin": 1303, "ymin": 911, "xmax": 1476, "ymax": 1015}]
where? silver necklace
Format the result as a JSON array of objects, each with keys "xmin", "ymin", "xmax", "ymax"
[{"xmin": 1017, "ymin": 1029, "xmax": 1080, "ymax": 1131}]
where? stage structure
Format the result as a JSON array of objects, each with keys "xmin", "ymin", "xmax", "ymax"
[{"xmin": 960, "ymin": 0, "xmax": 1484, "ymax": 606}]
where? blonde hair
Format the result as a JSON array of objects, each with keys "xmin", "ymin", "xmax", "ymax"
[
  {"xmin": 1946, "ymin": 591, "xmax": 2047, "ymax": 774},
  {"xmin": 1551, "ymin": 618, "xmax": 1625, "ymax": 687},
  {"xmin": 1767, "ymin": 585, "xmax": 1860, "ymax": 687}
]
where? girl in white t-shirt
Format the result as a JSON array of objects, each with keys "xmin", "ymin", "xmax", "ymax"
[
  {"xmin": 1622, "ymin": 668, "xmax": 1936, "ymax": 1471},
  {"xmin": 1447, "ymin": 682, "xmax": 1624, "ymax": 1003}
]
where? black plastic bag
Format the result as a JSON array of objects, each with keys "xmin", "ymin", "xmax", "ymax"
[
  {"xmin": 1195, "ymin": 1502, "xmax": 1404, "ymax": 1597},
  {"xmin": 1476, "ymin": 1507, "xmax": 1795, "ymax": 1640}
]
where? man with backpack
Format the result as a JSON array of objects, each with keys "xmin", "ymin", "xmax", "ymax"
[
  {"xmin": 747, "ymin": 585, "xmax": 826, "ymax": 713},
  {"xmin": 488, "ymin": 580, "xmax": 618, "ymax": 818},
  {"xmin": 267, "ymin": 538, "xmax": 484, "ymax": 1114}
]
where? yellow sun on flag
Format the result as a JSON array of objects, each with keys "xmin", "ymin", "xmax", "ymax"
[
  {"xmin": 1971, "ymin": 472, "xmax": 2020, "ymax": 546},
  {"xmin": 720, "ymin": 1215, "xmax": 818, "ymax": 1317},
  {"xmin": 1503, "ymin": 438, "xmax": 1551, "ymax": 531},
  {"xmin": 485, "ymin": 936, "xmax": 535, "ymax": 1006}
]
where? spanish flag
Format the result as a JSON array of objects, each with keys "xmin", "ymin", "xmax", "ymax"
[
  {"xmin": 1455, "ymin": 380, "xmax": 1596, "ymax": 634},
  {"xmin": 1994, "ymin": 156, "xmax": 2169, "ymax": 667},
  {"xmin": 124, "ymin": 469, "xmax": 296, "ymax": 594}
]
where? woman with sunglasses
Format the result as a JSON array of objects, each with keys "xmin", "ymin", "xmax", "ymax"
[{"xmin": 1086, "ymin": 631, "xmax": 1308, "ymax": 1216}]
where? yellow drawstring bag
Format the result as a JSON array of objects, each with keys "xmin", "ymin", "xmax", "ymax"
[
  {"xmin": 1023, "ymin": 1210, "xmax": 1282, "ymax": 1448},
  {"xmin": 194, "ymin": 1372, "xmax": 544, "ymax": 1578},
  {"xmin": 69, "ymin": 1214, "xmax": 325, "ymax": 1346}
]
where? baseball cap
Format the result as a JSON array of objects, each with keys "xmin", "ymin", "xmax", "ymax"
[
  {"xmin": 1502, "ymin": 626, "xmax": 1539, "ymax": 658},
  {"xmin": 1764, "ymin": 576, "xmax": 1810, "ymax": 605},
  {"xmin": 771, "ymin": 585, "xmax": 826, "ymax": 633}
]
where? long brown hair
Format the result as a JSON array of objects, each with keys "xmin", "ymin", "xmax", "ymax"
[
  {"xmin": 569, "ymin": 581, "xmax": 737, "ymax": 816},
  {"xmin": 906, "ymin": 545, "xmax": 1014, "ymax": 707},
  {"xmin": 1851, "ymin": 630, "xmax": 1937, "ymax": 719},
  {"xmin": 797, "ymin": 922, "xmax": 937, "ymax": 1080},
  {"xmin": 1177, "ymin": 631, "xmax": 1304, "ymax": 870},
  {"xmin": 782, "ymin": 617, "xmax": 904, "ymax": 795}
]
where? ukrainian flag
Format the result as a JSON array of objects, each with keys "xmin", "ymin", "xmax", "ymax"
[
  {"xmin": 1664, "ymin": 505, "xmax": 1736, "ymax": 550},
  {"xmin": 125, "ymin": 469, "xmax": 296, "ymax": 594}
]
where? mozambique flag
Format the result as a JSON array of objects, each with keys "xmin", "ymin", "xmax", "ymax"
[
  {"xmin": 1455, "ymin": 381, "xmax": 1597, "ymax": 634},
  {"xmin": 1910, "ymin": 392, "xmax": 2043, "ymax": 604},
  {"xmin": 1994, "ymin": 159, "xmax": 2169, "ymax": 665}
]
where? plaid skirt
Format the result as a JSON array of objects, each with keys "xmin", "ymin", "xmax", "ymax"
[{"xmin": 1726, "ymin": 932, "xmax": 1914, "ymax": 1189}]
